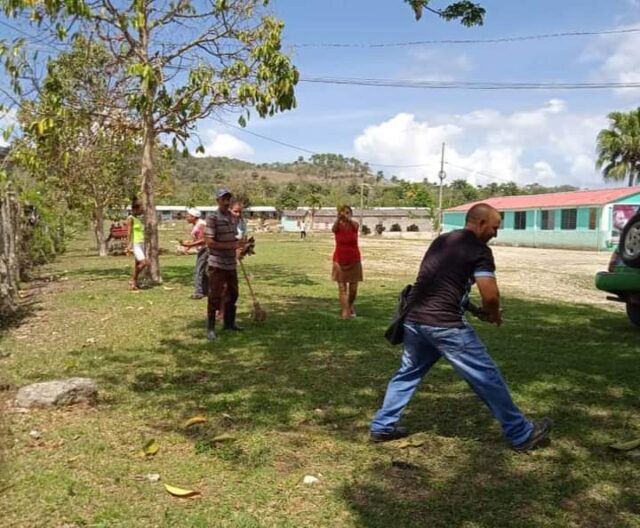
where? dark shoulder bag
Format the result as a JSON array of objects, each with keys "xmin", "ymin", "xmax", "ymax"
[{"xmin": 384, "ymin": 284, "xmax": 414, "ymax": 345}]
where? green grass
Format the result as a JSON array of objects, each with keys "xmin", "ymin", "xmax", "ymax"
[{"xmin": 1, "ymin": 230, "xmax": 639, "ymax": 527}]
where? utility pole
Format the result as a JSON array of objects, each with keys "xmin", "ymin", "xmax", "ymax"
[
  {"xmin": 359, "ymin": 182, "xmax": 370, "ymax": 230},
  {"xmin": 437, "ymin": 142, "xmax": 447, "ymax": 235}
]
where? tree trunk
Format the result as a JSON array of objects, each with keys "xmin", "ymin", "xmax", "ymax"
[
  {"xmin": 94, "ymin": 205, "xmax": 107, "ymax": 257},
  {"xmin": 141, "ymin": 111, "xmax": 161, "ymax": 284},
  {"xmin": 0, "ymin": 186, "xmax": 19, "ymax": 320}
]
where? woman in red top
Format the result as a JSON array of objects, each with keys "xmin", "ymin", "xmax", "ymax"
[{"xmin": 332, "ymin": 205, "xmax": 363, "ymax": 319}]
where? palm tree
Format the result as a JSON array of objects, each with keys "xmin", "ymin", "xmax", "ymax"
[{"xmin": 596, "ymin": 108, "xmax": 640, "ymax": 187}]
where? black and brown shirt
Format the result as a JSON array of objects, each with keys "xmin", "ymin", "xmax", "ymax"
[{"xmin": 205, "ymin": 210, "xmax": 238, "ymax": 270}]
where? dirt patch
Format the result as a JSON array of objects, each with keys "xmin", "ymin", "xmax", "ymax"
[{"xmin": 360, "ymin": 238, "xmax": 616, "ymax": 308}]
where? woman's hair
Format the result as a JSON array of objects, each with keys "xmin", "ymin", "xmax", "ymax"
[{"xmin": 337, "ymin": 204, "xmax": 352, "ymax": 216}]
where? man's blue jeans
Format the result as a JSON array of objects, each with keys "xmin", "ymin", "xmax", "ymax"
[{"xmin": 371, "ymin": 321, "xmax": 533, "ymax": 447}]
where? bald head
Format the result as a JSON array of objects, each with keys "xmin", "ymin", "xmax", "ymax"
[
  {"xmin": 465, "ymin": 203, "xmax": 501, "ymax": 243},
  {"xmin": 465, "ymin": 203, "xmax": 498, "ymax": 224}
]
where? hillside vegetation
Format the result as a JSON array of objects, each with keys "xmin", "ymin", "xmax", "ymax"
[{"xmin": 161, "ymin": 153, "xmax": 578, "ymax": 211}]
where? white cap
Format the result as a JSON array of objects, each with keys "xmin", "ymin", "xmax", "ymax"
[{"xmin": 186, "ymin": 207, "xmax": 201, "ymax": 218}]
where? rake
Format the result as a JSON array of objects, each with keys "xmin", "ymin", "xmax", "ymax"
[{"xmin": 239, "ymin": 259, "xmax": 267, "ymax": 322}]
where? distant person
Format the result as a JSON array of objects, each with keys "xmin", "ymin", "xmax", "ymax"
[
  {"xmin": 370, "ymin": 203, "xmax": 552, "ymax": 452},
  {"xmin": 178, "ymin": 208, "xmax": 207, "ymax": 299},
  {"xmin": 298, "ymin": 220, "xmax": 306, "ymax": 239},
  {"xmin": 126, "ymin": 197, "xmax": 148, "ymax": 290},
  {"xmin": 232, "ymin": 199, "xmax": 248, "ymax": 242},
  {"xmin": 205, "ymin": 189, "xmax": 243, "ymax": 340},
  {"xmin": 332, "ymin": 205, "xmax": 363, "ymax": 319}
]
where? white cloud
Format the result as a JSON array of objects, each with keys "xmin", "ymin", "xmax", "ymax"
[
  {"xmin": 353, "ymin": 101, "xmax": 607, "ymax": 188},
  {"xmin": 196, "ymin": 130, "xmax": 254, "ymax": 158},
  {"xmin": 583, "ymin": 24, "xmax": 640, "ymax": 98}
]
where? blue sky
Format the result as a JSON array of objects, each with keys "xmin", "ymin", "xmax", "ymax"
[
  {"xmin": 198, "ymin": 0, "xmax": 640, "ymax": 188},
  {"xmin": 1, "ymin": 0, "xmax": 639, "ymax": 188}
]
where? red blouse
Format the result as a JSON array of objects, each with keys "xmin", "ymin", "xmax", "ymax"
[{"xmin": 333, "ymin": 223, "xmax": 361, "ymax": 264}]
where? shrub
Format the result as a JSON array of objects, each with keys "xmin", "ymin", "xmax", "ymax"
[
  {"xmin": 407, "ymin": 224, "xmax": 420, "ymax": 232},
  {"xmin": 374, "ymin": 223, "xmax": 386, "ymax": 235},
  {"xmin": 361, "ymin": 225, "xmax": 371, "ymax": 235},
  {"xmin": 390, "ymin": 223, "xmax": 402, "ymax": 232}
]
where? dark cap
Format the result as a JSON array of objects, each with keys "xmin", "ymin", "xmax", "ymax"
[{"xmin": 216, "ymin": 188, "xmax": 232, "ymax": 199}]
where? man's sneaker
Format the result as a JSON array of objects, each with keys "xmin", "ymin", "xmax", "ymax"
[
  {"xmin": 190, "ymin": 293, "xmax": 205, "ymax": 300},
  {"xmin": 207, "ymin": 329, "xmax": 217, "ymax": 341},
  {"xmin": 513, "ymin": 417, "xmax": 553, "ymax": 452},
  {"xmin": 369, "ymin": 426, "xmax": 409, "ymax": 443}
]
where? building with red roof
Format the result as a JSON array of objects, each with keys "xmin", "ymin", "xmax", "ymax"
[{"xmin": 443, "ymin": 187, "xmax": 640, "ymax": 250}]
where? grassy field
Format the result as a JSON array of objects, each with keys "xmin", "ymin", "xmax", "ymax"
[{"xmin": 1, "ymin": 229, "xmax": 639, "ymax": 527}]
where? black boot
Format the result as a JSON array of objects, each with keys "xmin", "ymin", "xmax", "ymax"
[
  {"xmin": 207, "ymin": 314, "xmax": 217, "ymax": 341},
  {"xmin": 223, "ymin": 306, "xmax": 243, "ymax": 331}
]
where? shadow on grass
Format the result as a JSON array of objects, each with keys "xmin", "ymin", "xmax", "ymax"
[
  {"xmin": 0, "ymin": 283, "xmax": 45, "ymax": 338},
  {"xmin": 70, "ymin": 291, "xmax": 639, "ymax": 527},
  {"xmin": 64, "ymin": 259, "xmax": 322, "ymax": 290}
]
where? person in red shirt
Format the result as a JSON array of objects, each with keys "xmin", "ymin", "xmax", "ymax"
[{"xmin": 332, "ymin": 205, "xmax": 363, "ymax": 319}]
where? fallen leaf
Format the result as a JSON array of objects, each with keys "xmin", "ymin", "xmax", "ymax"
[
  {"xmin": 609, "ymin": 438, "xmax": 640, "ymax": 451},
  {"xmin": 184, "ymin": 416, "xmax": 208, "ymax": 428},
  {"xmin": 211, "ymin": 434, "xmax": 236, "ymax": 443},
  {"xmin": 29, "ymin": 430, "xmax": 41, "ymax": 440},
  {"xmin": 146, "ymin": 473, "xmax": 161, "ymax": 482},
  {"xmin": 141, "ymin": 439, "xmax": 160, "ymax": 457},
  {"xmin": 303, "ymin": 475, "xmax": 320, "ymax": 485},
  {"xmin": 395, "ymin": 433, "xmax": 429, "ymax": 449},
  {"xmin": 164, "ymin": 483, "xmax": 200, "ymax": 498},
  {"xmin": 162, "ymin": 286, "xmax": 175, "ymax": 291}
]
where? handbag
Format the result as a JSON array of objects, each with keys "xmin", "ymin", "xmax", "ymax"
[{"xmin": 384, "ymin": 284, "xmax": 413, "ymax": 345}]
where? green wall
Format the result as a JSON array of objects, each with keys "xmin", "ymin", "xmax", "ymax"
[{"xmin": 443, "ymin": 206, "xmax": 605, "ymax": 249}]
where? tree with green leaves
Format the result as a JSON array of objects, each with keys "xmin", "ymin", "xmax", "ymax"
[
  {"xmin": 0, "ymin": 0, "xmax": 298, "ymax": 283},
  {"xmin": 12, "ymin": 37, "xmax": 139, "ymax": 256},
  {"xmin": 596, "ymin": 108, "xmax": 640, "ymax": 187},
  {"xmin": 305, "ymin": 193, "xmax": 323, "ymax": 232},
  {"xmin": 404, "ymin": 0, "xmax": 485, "ymax": 24}
]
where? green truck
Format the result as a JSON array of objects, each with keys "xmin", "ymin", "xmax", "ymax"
[{"xmin": 595, "ymin": 210, "xmax": 640, "ymax": 327}]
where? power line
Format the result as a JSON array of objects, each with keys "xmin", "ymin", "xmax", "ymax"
[
  {"xmin": 0, "ymin": 19, "xmax": 68, "ymax": 52},
  {"xmin": 293, "ymin": 26, "xmax": 640, "ymax": 48},
  {"xmin": 214, "ymin": 118, "xmax": 438, "ymax": 169},
  {"xmin": 299, "ymin": 76, "xmax": 640, "ymax": 91},
  {"xmin": 445, "ymin": 161, "xmax": 510, "ymax": 183}
]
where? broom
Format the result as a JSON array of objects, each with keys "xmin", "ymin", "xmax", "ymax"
[{"xmin": 239, "ymin": 259, "xmax": 267, "ymax": 322}]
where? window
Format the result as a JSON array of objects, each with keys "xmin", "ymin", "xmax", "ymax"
[
  {"xmin": 561, "ymin": 208, "xmax": 577, "ymax": 230},
  {"xmin": 514, "ymin": 211, "xmax": 527, "ymax": 230},
  {"xmin": 588, "ymin": 208, "xmax": 597, "ymax": 230},
  {"xmin": 540, "ymin": 210, "xmax": 555, "ymax": 230}
]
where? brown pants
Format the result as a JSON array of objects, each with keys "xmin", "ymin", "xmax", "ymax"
[{"xmin": 207, "ymin": 267, "xmax": 238, "ymax": 318}]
